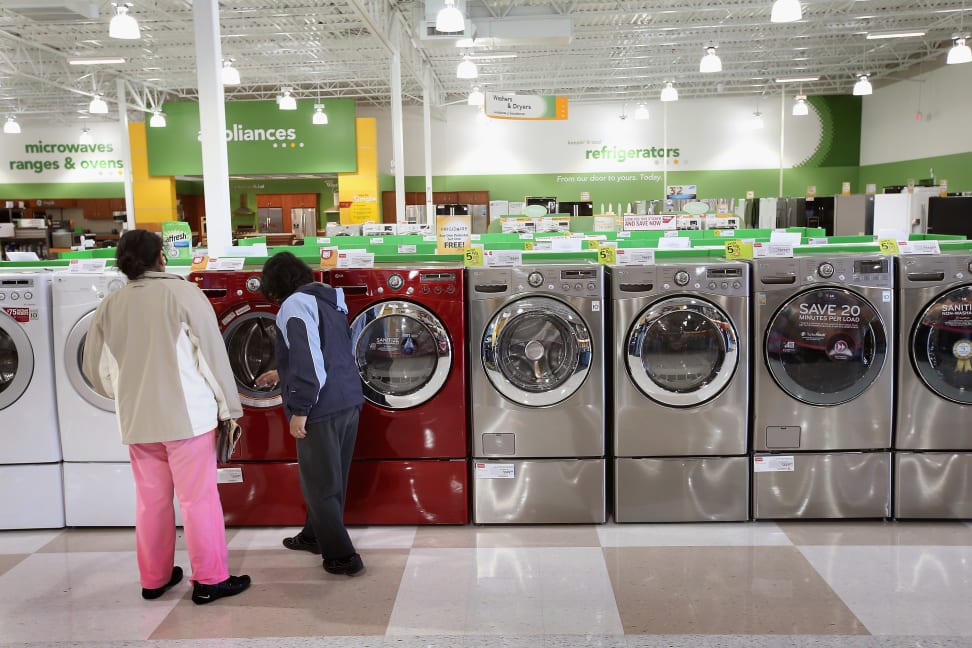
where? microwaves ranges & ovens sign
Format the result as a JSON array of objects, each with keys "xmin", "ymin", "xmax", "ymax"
[{"xmin": 0, "ymin": 123, "xmax": 126, "ymax": 184}]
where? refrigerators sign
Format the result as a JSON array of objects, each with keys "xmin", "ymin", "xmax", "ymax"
[
  {"xmin": 485, "ymin": 93, "xmax": 568, "ymax": 120},
  {"xmin": 145, "ymin": 99, "xmax": 358, "ymax": 176},
  {"xmin": 0, "ymin": 124, "xmax": 125, "ymax": 184}
]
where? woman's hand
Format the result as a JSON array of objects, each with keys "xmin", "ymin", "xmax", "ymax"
[{"xmin": 255, "ymin": 370, "xmax": 279, "ymax": 388}]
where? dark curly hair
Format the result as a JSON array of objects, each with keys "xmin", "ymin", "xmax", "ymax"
[
  {"xmin": 261, "ymin": 251, "xmax": 314, "ymax": 302},
  {"xmin": 116, "ymin": 229, "xmax": 163, "ymax": 280}
]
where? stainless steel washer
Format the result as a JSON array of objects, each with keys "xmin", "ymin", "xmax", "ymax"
[
  {"xmin": 752, "ymin": 254, "xmax": 893, "ymax": 519},
  {"xmin": 468, "ymin": 263, "xmax": 605, "ymax": 523},
  {"xmin": 895, "ymin": 253, "xmax": 972, "ymax": 518},
  {"xmin": 610, "ymin": 261, "xmax": 750, "ymax": 522}
]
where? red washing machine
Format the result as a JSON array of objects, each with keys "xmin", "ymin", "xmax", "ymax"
[
  {"xmin": 325, "ymin": 266, "xmax": 469, "ymax": 524},
  {"xmin": 190, "ymin": 270, "xmax": 304, "ymax": 526}
]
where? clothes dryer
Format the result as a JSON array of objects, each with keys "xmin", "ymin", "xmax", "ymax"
[
  {"xmin": 895, "ymin": 253, "xmax": 972, "ymax": 518},
  {"xmin": 468, "ymin": 263, "xmax": 605, "ymax": 524},
  {"xmin": 326, "ymin": 266, "xmax": 468, "ymax": 525},
  {"xmin": 189, "ymin": 270, "xmax": 303, "ymax": 525},
  {"xmin": 0, "ymin": 272, "xmax": 64, "ymax": 528},
  {"xmin": 751, "ymin": 255, "xmax": 893, "ymax": 519},
  {"xmin": 610, "ymin": 261, "xmax": 750, "ymax": 522}
]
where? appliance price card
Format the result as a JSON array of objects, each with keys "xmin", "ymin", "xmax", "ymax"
[
  {"xmin": 397, "ymin": 245, "xmax": 417, "ymax": 254},
  {"xmin": 484, "ymin": 249, "xmax": 523, "ymax": 267},
  {"xmin": 615, "ymin": 247, "xmax": 655, "ymax": 265},
  {"xmin": 68, "ymin": 258, "xmax": 108, "ymax": 273},
  {"xmin": 369, "ymin": 237, "xmax": 384, "ymax": 245},
  {"xmin": 216, "ymin": 467, "xmax": 244, "ymax": 483},
  {"xmin": 899, "ymin": 240, "xmax": 941, "ymax": 255},
  {"xmin": 475, "ymin": 463, "xmax": 515, "ymax": 479},
  {"xmin": 463, "ymin": 246, "xmax": 485, "ymax": 267},
  {"xmin": 208, "ymin": 258, "xmax": 245, "ymax": 271},
  {"xmin": 658, "ymin": 237, "xmax": 691, "ymax": 250},
  {"xmin": 753, "ymin": 456, "xmax": 795, "ymax": 472},
  {"xmin": 753, "ymin": 242, "xmax": 794, "ymax": 258}
]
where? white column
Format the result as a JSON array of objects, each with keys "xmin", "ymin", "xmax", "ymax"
[
  {"xmin": 663, "ymin": 102, "xmax": 668, "ymax": 204},
  {"xmin": 115, "ymin": 78, "xmax": 136, "ymax": 231},
  {"xmin": 423, "ymin": 67, "xmax": 434, "ymax": 230},
  {"xmin": 192, "ymin": 0, "xmax": 232, "ymax": 257},
  {"xmin": 779, "ymin": 90, "xmax": 785, "ymax": 198},
  {"xmin": 390, "ymin": 25, "xmax": 406, "ymax": 225}
]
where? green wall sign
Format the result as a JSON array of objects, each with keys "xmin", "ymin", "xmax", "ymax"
[{"xmin": 145, "ymin": 99, "xmax": 357, "ymax": 176}]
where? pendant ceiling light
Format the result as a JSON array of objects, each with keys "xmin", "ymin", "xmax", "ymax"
[
  {"xmin": 312, "ymin": 104, "xmax": 329, "ymax": 125},
  {"xmin": 770, "ymin": 0, "xmax": 802, "ymax": 23},
  {"xmin": 792, "ymin": 95, "xmax": 809, "ymax": 116},
  {"xmin": 467, "ymin": 86, "xmax": 484, "ymax": 106},
  {"xmin": 277, "ymin": 88, "xmax": 297, "ymax": 110},
  {"xmin": 457, "ymin": 55, "xmax": 478, "ymax": 79},
  {"xmin": 109, "ymin": 4, "xmax": 141, "ymax": 40},
  {"xmin": 853, "ymin": 74, "xmax": 873, "ymax": 96},
  {"xmin": 89, "ymin": 94, "xmax": 108, "ymax": 114},
  {"xmin": 222, "ymin": 60, "xmax": 241, "ymax": 86},
  {"xmin": 436, "ymin": 0, "xmax": 465, "ymax": 33},
  {"xmin": 947, "ymin": 35, "xmax": 972, "ymax": 64},
  {"xmin": 634, "ymin": 103, "xmax": 650, "ymax": 120},
  {"xmin": 3, "ymin": 116, "xmax": 21, "ymax": 134},
  {"xmin": 149, "ymin": 110, "xmax": 166, "ymax": 128},
  {"xmin": 660, "ymin": 81, "xmax": 678, "ymax": 102},
  {"xmin": 751, "ymin": 111, "xmax": 765, "ymax": 129},
  {"xmin": 699, "ymin": 46, "xmax": 722, "ymax": 73},
  {"xmin": 80, "ymin": 127, "xmax": 93, "ymax": 144}
]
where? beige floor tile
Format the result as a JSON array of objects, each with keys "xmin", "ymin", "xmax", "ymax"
[
  {"xmin": 604, "ymin": 546, "xmax": 869, "ymax": 635},
  {"xmin": 414, "ymin": 525, "xmax": 601, "ymax": 548},
  {"xmin": 779, "ymin": 521, "xmax": 972, "ymax": 546},
  {"xmin": 37, "ymin": 527, "xmax": 191, "ymax": 553},
  {"xmin": 0, "ymin": 554, "xmax": 27, "ymax": 577},
  {"xmin": 150, "ymin": 549, "xmax": 409, "ymax": 639}
]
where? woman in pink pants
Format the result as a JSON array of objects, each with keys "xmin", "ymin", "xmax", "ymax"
[{"xmin": 82, "ymin": 229, "xmax": 250, "ymax": 605}]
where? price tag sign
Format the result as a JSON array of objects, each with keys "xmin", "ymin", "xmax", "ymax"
[
  {"xmin": 485, "ymin": 249, "xmax": 523, "ymax": 267},
  {"xmin": 319, "ymin": 246, "xmax": 339, "ymax": 268},
  {"xmin": 398, "ymin": 244, "xmax": 417, "ymax": 254},
  {"xmin": 841, "ymin": 181, "xmax": 851, "ymax": 196},
  {"xmin": 207, "ymin": 258, "xmax": 245, "ymax": 271},
  {"xmin": 369, "ymin": 237, "xmax": 384, "ymax": 245},
  {"xmin": 190, "ymin": 255, "xmax": 210, "ymax": 271},
  {"xmin": 877, "ymin": 238, "xmax": 900, "ymax": 255},
  {"xmin": 597, "ymin": 245, "xmax": 617, "ymax": 265},
  {"xmin": 865, "ymin": 183, "xmax": 877, "ymax": 195},
  {"xmin": 725, "ymin": 240, "xmax": 754, "ymax": 260},
  {"xmin": 615, "ymin": 247, "xmax": 655, "ymax": 265},
  {"xmin": 940, "ymin": 180, "xmax": 948, "ymax": 198},
  {"xmin": 67, "ymin": 258, "xmax": 109, "ymax": 273},
  {"xmin": 745, "ymin": 190, "xmax": 755, "ymax": 200},
  {"xmin": 900, "ymin": 240, "xmax": 942, "ymax": 255},
  {"xmin": 464, "ymin": 246, "xmax": 484, "ymax": 267},
  {"xmin": 806, "ymin": 185, "xmax": 817, "ymax": 201},
  {"xmin": 586, "ymin": 239, "xmax": 602, "ymax": 250},
  {"xmin": 907, "ymin": 178, "xmax": 916, "ymax": 194}
]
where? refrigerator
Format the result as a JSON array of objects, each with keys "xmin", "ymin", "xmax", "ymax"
[
  {"xmin": 927, "ymin": 196, "xmax": 972, "ymax": 237},
  {"xmin": 290, "ymin": 207, "xmax": 317, "ymax": 240},
  {"xmin": 258, "ymin": 207, "xmax": 283, "ymax": 233},
  {"xmin": 873, "ymin": 186, "xmax": 940, "ymax": 236}
]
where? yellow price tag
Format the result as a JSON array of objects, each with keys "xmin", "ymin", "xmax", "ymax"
[
  {"xmin": 190, "ymin": 255, "xmax": 209, "ymax": 271},
  {"xmin": 724, "ymin": 240, "xmax": 753, "ymax": 259},
  {"xmin": 319, "ymin": 247, "xmax": 339, "ymax": 268},
  {"xmin": 597, "ymin": 245, "xmax": 616, "ymax": 265},
  {"xmin": 586, "ymin": 239, "xmax": 602, "ymax": 250},
  {"xmin": 463, "ymin": 246, "xmax": 484, "ymax": 267},
  {"xmin": 878, "ymin": 238, "xmax": 900, "ymax": 255},
  {"xmin": 523, "ymin": 241, "xmax": 535, "ymax": 251}
]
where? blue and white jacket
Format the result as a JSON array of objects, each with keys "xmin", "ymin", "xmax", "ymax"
[{"xmin": 274, "ymin": 282, "xmax": 364, "ymax": 422}]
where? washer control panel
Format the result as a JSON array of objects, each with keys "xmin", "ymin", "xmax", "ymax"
[{"xmin": 0, "ymin": 277, "xmax": 36, "ymax": 305}]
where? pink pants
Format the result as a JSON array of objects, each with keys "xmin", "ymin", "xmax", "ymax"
[{"xmin": 129, "ymin": 430, "xmax": 229, "ymax": 588}]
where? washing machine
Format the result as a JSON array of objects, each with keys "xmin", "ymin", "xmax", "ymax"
[
  {"xmin": 0, "ymin": 272, "xmax": 64, "ymax": 528},
  {"xmin": 895, "ymin": 253, "xmax": 972, "ymax": 518},
  {"xmin": 189, "ymin": 270, "xmax": 303, "ymax": 525},
  {"xmin": 468, "ymin": 262, "xmax": 605, "ymax": 524},
  {"xmin": 325, "ymin": 266, "xmax": 468, "ymax": 525},
  {"xmin": 752, "ymin": 254, "xmax": 893, "ymax": 519},
  {"xmin": 610, "ymin": 261, "xmax": 750, "ymax": 523}
]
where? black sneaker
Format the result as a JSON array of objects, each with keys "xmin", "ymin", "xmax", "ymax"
[
  {"xmin": 191, "ymin": 575, "xmax": 252, "ymax": 605},
  {"xmin": 282, "ymin": 532, "xmax": 321, "ymax": 554},
  {"xmin": 323, "ymin": 553, "xmax": 365, "ymax": 577},
  {"xmin": 142, "ymin": 566, "xmax": 183, "ymax": 600}
]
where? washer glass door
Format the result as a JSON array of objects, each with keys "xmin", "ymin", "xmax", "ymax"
[
  {"xmin": 911, "ymin": 285, "xmax": 972, "ymax": 404},
  {"xmin": 352, "ymin": 300, "xmax": 451, "ymax": 409},
  {"xmin": 223, "ymin": 311, "xmax": 281, "ymax": 408},
  {"xmin": 0, "ymin": 312, "xmax": 33, "ymax": 410},
  {"xmin": 627, "ymin": 297, "xmax": 738, "ymax": 407},
  {"xmin": 765, "ymin": 287, "xmax": 888, "ymax": 405},
  {"xmin": 65, "ymin": 310, "xmax": 115, "ymax": 412},
  {"xmin": 482, "ymin": 296, "xmax": 592, "ymax": 407}
]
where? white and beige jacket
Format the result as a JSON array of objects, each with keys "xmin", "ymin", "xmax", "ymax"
[{"xmin": 82, "ymin": 271, "xmax": 243, "ymax": 445}]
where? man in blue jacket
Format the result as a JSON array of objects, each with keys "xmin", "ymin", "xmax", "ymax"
[{"xmin": 256, "ymin": 252, "xmax": 365, "ymax": 576}]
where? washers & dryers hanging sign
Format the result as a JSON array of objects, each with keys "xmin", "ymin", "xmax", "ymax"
[
  {"xmin": 485, "ymin": 93, "xmax": 568, "ymax": 120},
  {"xmin": 1, "ymin": 124, "xmax": 125, "ymax": 183}
]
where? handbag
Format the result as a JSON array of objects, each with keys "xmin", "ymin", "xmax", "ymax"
[{"xmin": 216, "ymin": 418, "xmax": 243, "ymax": 464}]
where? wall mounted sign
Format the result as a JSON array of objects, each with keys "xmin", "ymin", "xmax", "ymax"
[
  {"xmin": 485, "ymin": 93, "xmax": 568, "ymax": 120},
  {"xmin": 0, "ymin": 123, "xmax": 125, "ymax": 184}
]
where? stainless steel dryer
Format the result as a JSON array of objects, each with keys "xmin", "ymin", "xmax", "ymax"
[
  {"xmin": 611, "ymin": 261, "xmax": 750, "ymax": 522},
  {"xmin": 895, "ymin": 253, "xmax": 972, "ymax": 518},
  {"xmin": 468, "ymin": 263, "xmax": 605, "ymax": 523},
  {"xmin": 752, "ymin": 254, "xmax": 894, "ymax": 519}
]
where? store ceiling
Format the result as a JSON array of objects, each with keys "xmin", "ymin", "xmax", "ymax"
[{"xmin": 0, "ymin": 0, "xmax": 965, "ymax": 127}]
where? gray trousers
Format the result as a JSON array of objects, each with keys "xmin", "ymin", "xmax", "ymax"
[{"xmin": 296, "ymin": 406, "xmax": 360, "ymax": 560}]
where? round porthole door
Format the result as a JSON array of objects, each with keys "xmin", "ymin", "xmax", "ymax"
[
  {"xmin": 911, "ymin": 285, "xmax": 972, "ymax": 405},
  {"xmin": 0, "ymin": 311, "xmax": 33, "ymax": 411},
  {"xmin": 223, "ymin": 311, "xmax": 282, "ymax": 408},
  {"xmin": 64, "ymin": 310, "xmax": 114, "ymax": 412}
]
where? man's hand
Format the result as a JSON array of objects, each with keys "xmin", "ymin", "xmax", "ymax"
[
  {"xmin": 255, "ymin": 370, "xmax": 279, "ymax": 388},
  {"xmin": 289, "ymin": 415, "xmax": 308, "ymax": 440}
]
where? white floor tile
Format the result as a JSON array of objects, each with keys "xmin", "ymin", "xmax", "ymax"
[
  {"xmin": 349, "ymin": 526, "xmax": 417, "ymax": 549},
  {"xmin": 0, "ymin": 529, "xmax": 64, "ymax": 554},
  {"xmin": 542, "ymin": 601, "xmax": 623, "ymax": 635},
  {"xmin": 597, "ymin": 522, "xmax": 791, "ymax": 547},
  {"xmin": 225, "ymin": 526, "xmax": 302, "ymax": 551}
]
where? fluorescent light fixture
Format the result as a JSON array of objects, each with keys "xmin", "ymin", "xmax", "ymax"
[
  {"xmin": 68, "ymin": 57, "xmax": 126, "ymax": 65},
  {"xmin": 792, "ymin": 95, "xmax": 809, "ymax": 116},
  {"xmin": 634, "ymin": 103, "xmax": 650, "ymax": 120},
  {"xmin": 751, "ymin": 111, "xmax": 765, "ymax": 129},
  {"xmin": 660, "ymin": 81, "xmax": 678, "ymax": 102},
  {"xmin": 771, "ymin": 0, "xmax": 802, "ymax": 23},
  {"xmin": 88, "ymin": 95, "xmax": 109, "ymax": 114},
  {"xmin": 866, "ymin": 30, "xmax": 927, "ymax": 39},
  {"xmin": 457, "ymin": 55, "xmax": 478, "ymax": 79},
  {"xmin": 947, "ymin": 36, "xmax": 972, "ymax": 64},
  {"xmin": 469, "ymin": 52, "xmax": 517, "ymax": 60},
  {"xmin": 467, "ymin": 86, "xmax": 484, "ymax": 106},
  {"xmin": 109, "ymin": 5, "xmax": 141, "ymax": 40},
  {"xmin": 80, "ymin": 127, "xmax": 93, "ymax": 144},
  {"xmin": 222, "ymin": 60, "xmax": 240, "ymax": 85},
  {"xmin": 277, "ymin": 88, "xmax": 297, "ymax": 110},
  {"xmin": 853, "ymin": 74, "xmax": 873, "ymax": 95},
  {"xmin": 149, "ymin": 110, "xmax": 166, "ymax": 128},
  {"xmin": 3, "ymin": 116, "xmax": 21, "ymax": 134},
  {"xmin": 312, "ymin": 104, "xmax": 329, "ymax": 125},
  {"xmin": 436, "ymin": 0, "xmax": 465, "ymax": 32},
  {"xmin": 699, "ymin": 46, "xmax": 722, "ymax": 73},
  {"xmin": 775, "ymin": 75, "xmax": 820, "ymax": 82}
]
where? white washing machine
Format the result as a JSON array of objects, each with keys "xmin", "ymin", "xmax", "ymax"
[
  {"xmin": 610, "ymin": 261, "xmax": 750, "ymax": 523},
  {"xmin": 468, "ymin": 263, "xmax": 605, "ymax": 524},
  {"xmin": 0, "ymin": 272, "xmax": 64, "ymax": 528}
]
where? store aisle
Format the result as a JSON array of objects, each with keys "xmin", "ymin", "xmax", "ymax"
[{"xmin": 0, "ymin": 522, "xmax": 971, "ymax": 647}]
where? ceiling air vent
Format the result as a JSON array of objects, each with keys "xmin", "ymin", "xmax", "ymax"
[{"xmin": 3, "ymin": 1, "xmax": 99, "ymax": 22}]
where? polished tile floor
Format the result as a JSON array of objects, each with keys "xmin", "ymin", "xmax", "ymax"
[{"xmin": 1, "ymin": 521, "xmax": 971, "ymax": 647}]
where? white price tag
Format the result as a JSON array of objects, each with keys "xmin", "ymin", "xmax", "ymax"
[
  {"xmin": 717, "ymin": 229, "xmax": 737, "ymax": 237},
  {"xmin": 753, "ymin": 456, "xmax": 795, "ymax": 472},
  {"xmin": 551, "ymin": 237, "xmax": 583, "ymax": 251},
  {"xmin": 518, "ymin": 232, "xmax": 535, "ymax": 240},
  {"xmin": 369, "ymin": 237, "xmax": 384, "ymax": 245},
  {"xmin": 484, "ymin": 250, "xmax": 523, "ymax": 267},
  {"xmin": 474, "ymin": 462, "xmax": 515, "ymax": 479},
  {"xmin": 808, "ymin": 237, "xmax": 829, "ymax": 246},
  {"xmin": 316, "ymin": 237, "xmax": 331, "ymax": 245},
  {"xmin": 423, "ymin": 235, "xmax": 438, "ymax": 242},
  {"xmin": 208, "ymin": 257, "xmax": 246, "ymax": 270},
  {"xmin": 770, "ymin": 231, "xmax": 802, "ymax": 246},
  {"xmin": 663, "ymin": 230, "xmax": 680, "ymax": 238},
  {"xmin": 753, "ymin": 242, "xmax": 794, "ymax": 258},
  {"xmin": 398, "ymin": 244, "xmax": 417, "ymax": 254},
  {"xmin": 67, "ymin": 258, "xmax": 108, "ymax": 273},
  {"xmin": 216, "ymin": 467, "xmax": 244, "ymax": 483},
  {"xmin": 617, "ymin": 231, "xmax": 632, "ymax": 238},
  {"xmin": 658, "ymin": 237, "xmax": 691, "ymax": 250},
  {"xmin": 337, "ymin": 251, "xmax": 375, "ymax": 268},
  {"xmin": 616, "ymin": 248, "xmax": 656, "ymax": 265},
  {"xmin": 899, "ymin": 240, "xmax": 941, "ymax": 255},
  {"xmin": 470, "ymin": 234, "xmax": 482, "ymax": 241}
]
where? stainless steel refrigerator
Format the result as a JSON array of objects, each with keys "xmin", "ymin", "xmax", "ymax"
[{"xmin": 290, "ymin": 207, "xmax": 317, "ymax": 240}]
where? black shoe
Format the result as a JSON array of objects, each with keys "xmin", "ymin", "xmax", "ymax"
[
  {"xmin": 191, "ymin": 575, "xmax": 252, "ymax": 605},
  {"xmin": 142, "ymin": 566, "xmax": 183, "ymax": 600},
  {"xmin": 282, "ymin": 532, "xmax": 321, "ymax": 555},
  {"xmin": 323, "ymin": 553, "xmax": 365, "ymax": 577}
]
